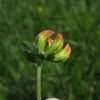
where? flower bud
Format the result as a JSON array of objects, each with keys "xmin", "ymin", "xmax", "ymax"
[
  {"xmin": 36, "ymin": 30, "xmax": 54, "ymax": 54},
  {"xmin": 54, "ymin": 44, "xmax": 71, "ymax": 62},
  {"xmin": 35, "ymin": 30, "xmax": 71, "ymax": 62}
]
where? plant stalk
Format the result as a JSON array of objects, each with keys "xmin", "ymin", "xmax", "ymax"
[{"xmin": 37, "ymin": 66, "xmax": 42, "ymax": 100}]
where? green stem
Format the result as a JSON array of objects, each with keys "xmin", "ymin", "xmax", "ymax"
[{"xmin": 37, "ymin": 65, "xmax": 42, "ymax": 100}]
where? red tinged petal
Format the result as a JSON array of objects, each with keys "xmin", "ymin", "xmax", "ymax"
[
  {"xmin": 37, "ymin": 30, "xmax": 54, "ymax": 38},
  {"xmin": 56, "ymin": 32, "xmax": 63, "ymax": 39},
  {"xmin": 36, "ymin": 30, "xmax": 54, "ymax": 54},
  {"xmin": 48, "ymin": 38, "xmax": 53, "ymax": 46},
  {"xmin": 64, "ymin": 44, "xmax": 71, "ymax": 54},
  {"xmin": 54, "ymin": 44, "xmax": 71, "ymax": 62},
  {"xmin": 45, "ymin": 32, "xmax": 64, "ymax": 56}
]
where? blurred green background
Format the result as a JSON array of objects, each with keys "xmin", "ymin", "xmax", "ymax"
[{"xmin": 0, "ymin": 0, "xmax": 100, "ymax": 100}]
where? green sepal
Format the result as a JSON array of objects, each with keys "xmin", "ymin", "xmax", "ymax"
[
  {"xmin": 22, "ymin": 41, "xmax": 45, "ymax": 64},
  {"xmin": 23, "ymin": 51, "xmax": 41, "ymax": 64},
  {"xmin": 22, "ymin": 41, "xmax": 38, "ymax": 54}
]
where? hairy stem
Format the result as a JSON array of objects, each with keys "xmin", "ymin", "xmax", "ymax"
[{"xmin": 37, "ymin": 65, "xmax": 42, "ymax": 100}]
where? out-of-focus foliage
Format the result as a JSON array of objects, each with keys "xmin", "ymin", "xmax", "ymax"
[{"xmin": 0, "ymin": 0, "xmax": 100, "ymax": 100}]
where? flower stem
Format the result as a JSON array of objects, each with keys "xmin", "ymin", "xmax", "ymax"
[{"xmin": 37, "ymin": 65, "xmax": 42, "ymax": 100}]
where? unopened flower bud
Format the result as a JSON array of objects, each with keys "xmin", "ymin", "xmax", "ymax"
[{"xmin": 35, "ymin": 30, "xmax": 71, "ymax": 62}]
